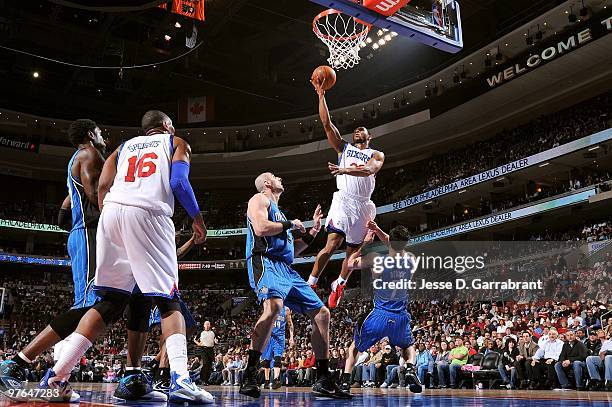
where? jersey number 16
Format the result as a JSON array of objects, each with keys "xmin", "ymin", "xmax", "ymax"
[{"xmin": 125, "ymin": 153, "xmax": 158, "ymax": 182}]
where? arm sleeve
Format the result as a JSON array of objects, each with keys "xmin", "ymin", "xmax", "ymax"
[{"xmin": 170, "ymin": 161, "xmax": 200, "ymax": 219}]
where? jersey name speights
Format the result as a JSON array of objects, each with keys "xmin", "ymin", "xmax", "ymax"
[{"xmin": 337, "ymin": 143, "xmax": 378, "ymax": 199}]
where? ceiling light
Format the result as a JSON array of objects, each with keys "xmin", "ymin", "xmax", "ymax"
[
  {"xmin": 32, "ymin": 71, "xmax": 39, "ymax": 78},
  {"xmin": 175, "ymin": 21, "xmax": 182, "ymax": 28},
  {"xmin": 372, "ymin": 43, "xmax": 379, "ymax": 50},
  {"xmin": 378, "ymin": 39, "xmax": 386, "ymax": 45},
  {"xmin": 377, "ymin": 29, "xmax": 383, "ymax": 36},
  {"xmin": 384, "ymin": 34, "xmax": 392, "ymax": 41},
  {"xmin": 164, "ymin": 34, "xmax": 172, "ymax": 41},
  {"xmin": 366, "ymin": 37, "xmax": 372, "ymax": 44}
]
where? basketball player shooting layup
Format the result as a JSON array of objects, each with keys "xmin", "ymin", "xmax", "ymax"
[
  {"xmin": 0, "ymin": 119, "xmax": 105, "ymax": 402},
  {"xmin": 239, "ymin": 172, "xmax": 351, "ymax": 399},
  {"xmin": 307, "ymin": 76, "xmax": 385, "ymax": 309},
  {"xmin": 37, "ymin": 110, "xmax": 213, "ymax": 405}
]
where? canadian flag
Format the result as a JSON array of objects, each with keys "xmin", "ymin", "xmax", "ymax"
[
  {"xmin": 363, "ymin": 0, "xmax": 410, "ymax": 17},
  {"xmin": 178, "ymin": 96, "xmax": 215, "ymax": 123}
]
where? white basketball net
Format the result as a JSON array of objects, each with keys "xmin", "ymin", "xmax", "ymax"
[{"xmin": 313, "ymin": 10, "xmax": 370, "ymax": 70}]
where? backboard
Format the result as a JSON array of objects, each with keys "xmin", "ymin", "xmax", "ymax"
[{"xmin": 309, "ymin": 0, "xmax": 463, "ymax": 53}]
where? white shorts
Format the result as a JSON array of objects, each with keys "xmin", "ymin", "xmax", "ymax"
[
  {"xmin": 325, "ymin": 191, "xmax": 376, "ymax": 247},
  {"xmin": 94, "ymin": 203, "xmax": 178, "ymax": 297}
]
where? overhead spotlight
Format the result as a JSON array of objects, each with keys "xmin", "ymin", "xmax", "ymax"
[
  {"xmin": 378, "ymin": 38, "xmax": 386, "ymax": 45},
  {"xmin": 391, "ymin": 31, "xmax": 398, "ymax": 37},
  {"xmin": 372, "ymin": 43, "xmax": 379, "ymax": 50},
  {"xmin": 174, "ymin": 21, "xmax": 182, "ymax": 28},
  {"xmin": 377, "ymin": 29, "xmax": 383, "ymax": 36},
  {"xmin": 366, "ymin": 37, "xmax": 372, "ymax": 44},
  {"xmin": 32, "ymin": 71, "xmax": 39, "ymax": 78},
  {"xmin": 359, "ymin": 41, "xmax": 367, "ymax": 48},
  {"xmin": 164, "ymin": 34, "xmax": 172, "ymax": 41},
  {"xmin": 384, "ymin": 34, "xmax": 392, "ymax": 41}
]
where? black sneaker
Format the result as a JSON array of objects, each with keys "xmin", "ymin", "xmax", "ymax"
[
  {"xmin": 0, "ymin": 360, "xmax": 26, "ymax": 391},
  {"xmin": 153, "ymin": 378, "xmax": 170, "ymax": 394},
  {"xmin": 271, "ymin": 378, "xmax": 282, "ymax": 389},
  {"xmin": 340, "ymin": 381, "xmax": 350, "ymax": 392},
  {"xmin": 312, "ymin": 375, "xmax": 352, "ymax": 399},
  {"xmin": 405, "ymin": 368, "xmax": 423, "ymax": 393},
  {"xmin": 239, "ymin": 367, "xmax": 260, "ymax": 398}
]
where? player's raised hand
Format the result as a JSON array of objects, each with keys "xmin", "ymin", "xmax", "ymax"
[
  {"xmin": 310, "ymin": 76, "xmax": 326, "ymax": 96},
  {"xmin": 328, "ymin": 162, "xmax": 345, "ymax": 176},
  {"xmin": 291, "ymin": 219, "xmax": 306, "ymax": 234},
  {"xmin": 363, "ymin": 229, "xmax": 376, "ymax": 246},
  {"xmin": 312, "ymin": 204, "xmax": 323, "ymax": 230},
  {"xmin": 192, "ymin": 213, "xmax": 207, "ymax": 244},
  {"xmin": 367, "ymin": 220, "xmax": 379, "ymax": 231}
]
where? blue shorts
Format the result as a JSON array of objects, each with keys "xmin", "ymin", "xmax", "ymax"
[
  {"xmin": 262, "ymin": 334, "xmax": 285, "ymax": 361},
  {"xmin": 67, "ymin": 227, "xmax": 99, "ymax": 308},
  {"xmin": 248, "ymin": 255, "xmax": 323, "ymax": 315},
  {"xmin": 354, "ymin": 308, "xmax": 414, "ymax": 352},
  {"xmin": 149, "ymin": 299, "xmax": 195, "ymax": 330}
]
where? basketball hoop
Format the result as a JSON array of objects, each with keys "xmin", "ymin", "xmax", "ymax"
[{"xmin": 313, "ymin": 9, "xmax": 371, "ymax": 70}]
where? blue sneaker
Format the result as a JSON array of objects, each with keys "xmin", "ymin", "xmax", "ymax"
[
  {"xmin": 0, "ymin": 360, "xmax": 25, "ymax": 391},
  {"xmin": 169, "ymin": 372, "xmax": 214, "ymax": 405},
  {"xmin": 113, "ymin": 371, "xmax": 167, "ymax": 402},
  {"xmin": 38, "ymin": 368, "xmax": 80, "ymax": 402}
]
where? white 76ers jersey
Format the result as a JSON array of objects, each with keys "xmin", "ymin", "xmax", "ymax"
[
  {"xmin": 337, "ymin": 143, "xmax": 378, "ymax": 199},
  {"xmin": 104, "ymin": 133, "xmax": 175, "ymax": 216}
]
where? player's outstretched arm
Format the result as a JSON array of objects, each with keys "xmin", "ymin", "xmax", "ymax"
[
  {"xmin": 367, "ymin": 220, "xmax": 389, "ymax": 246},
  {"xmin": 247, "ymin": 194, "xmax": 304, "ymax": 237},
  {"xmin": 177, "ymin": 232, "xmax": 196, "ymax": 260},
  {"xmin": 80, "ymin": 147, "xmax": 105, "ymax": 207},
  {"xmin": 312, "ymin": 79, "xmax": 344, "ymax": 154},
  {"xmin": 97, "ymin": 149, "xmax": 119, "ymax": 211},
  {"xmin": 286, "ymin": 309, "xmax": 295, "ymax": 348},
  {"xmin": 294, "ymin": 204, "xmax": 322, "ymax": 256},
  {"xmin": 171, "ymin": 137, "xmax": 206, "ymax": 244},
  {"xmin": 328, "ymin": 151, "xmax": 385, "ymax": 178}
]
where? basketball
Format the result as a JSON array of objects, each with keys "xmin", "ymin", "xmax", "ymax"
[{"xmin": 312, "ymin": 65, "xmax": 336, "ymax": 90}]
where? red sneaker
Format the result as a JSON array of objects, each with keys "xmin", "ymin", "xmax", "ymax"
[{"xmin": 328, "ymin": 282, "xmax": 345, "ymax": 309}]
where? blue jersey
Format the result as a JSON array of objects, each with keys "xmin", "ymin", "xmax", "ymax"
[
  {"xmin": 272, "ymin": 307, "xmax": 287, "ymax": 338},
  {"xmin": 246, "ymin": 198, "xmax": 294, "ymax": 265},
  {"xmin": 67, "ymin": 149, "xmax": 100, "ymax": 231},
  {"xmin": 373, "ymin": 264, "xmax": 411, "ymax": 313}
]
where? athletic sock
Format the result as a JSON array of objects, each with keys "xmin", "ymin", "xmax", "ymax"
[
  {"xmin": 166, "ymin": 334, "xmax": 189, "ymax": 377},
  {"xmin": 315, "ymin": 359, "xmax": 330, "ymax": 379},
  {"xmin": 52, "ymin": 333, "xmax": 93, "ymax": 381},
  {"xmin": 341, "ymin": 372, "xmax": 351, "ymax": 383},
  {"xmin": 14, "ymin": 352, "xmax": 31, "ymax": 368},
  {"xmin": 247, "ymin": 349, "xmax": 262, "ymax": 369},
  {"xmin": 307, "ymin": 276, "xmax": 319, "ymax": 286}
]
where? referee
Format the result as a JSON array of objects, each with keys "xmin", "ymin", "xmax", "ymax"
[{"xmin": 194, "ymin": 320, "xmax": 216, "ymax": 385}]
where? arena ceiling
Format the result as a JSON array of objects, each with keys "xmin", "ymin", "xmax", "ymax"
[{"xmin": 0, "ymin": 0, "xmax": 562, "ymax": 125}]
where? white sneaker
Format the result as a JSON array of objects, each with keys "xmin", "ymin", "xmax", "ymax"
[
  {"xmin": 390, "ymin": 383, "xmax": 398, "ymax": 389},
  {"xmin": 169, "ymin": 372, "xmax": 214, "ymax": 404},
  {"xmin": 380, "ymin": 382, "xmax": 388, "ymax": 388}
]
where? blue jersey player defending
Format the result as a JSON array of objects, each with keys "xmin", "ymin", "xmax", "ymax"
[
  {"xmin": 239, "ymin": 172, "xmax": 351, "ymax": 399},
  {"xmin": 0, "ymin": 119, "xmax": 105, "ymax": 402},
  {"xmin": 261, "ymin": 306, "xmax": 294, "ymax": 389},
  {"xmin": 341, "ymin": 222, "xmax": 422, "ymax": 394}
]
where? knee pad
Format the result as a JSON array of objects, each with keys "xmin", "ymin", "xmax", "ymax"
[
  {"xmin": 274, "ymin": 356, "xmax": 282, "ymax": 366},
  {"xmin": 93, "ymin": 292, "xmax": 130, "ymax": 325},
  {"xmin": 262, "ymin": 360, "xmax": 271, "ymax": 369},
  {"xmin": 153, "ymin": 297, "xmax": 181, "ymax": 316},
  {"xmin": 126, "ymin": 294, "xmax": 152, "ymax": 332},
  {"xmin": 49, "ymin": 307, "xmax": 90, "ymax": 339}
]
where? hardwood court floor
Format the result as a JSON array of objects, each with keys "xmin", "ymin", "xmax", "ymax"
[{"xmin": 1, "ymin": 384, "xmax": 611, "ymax": 406}]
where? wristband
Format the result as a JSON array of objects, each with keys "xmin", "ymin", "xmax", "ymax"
[{"xmin": 281, "ymin": 220, "xmax": 293, "ymax": 231}]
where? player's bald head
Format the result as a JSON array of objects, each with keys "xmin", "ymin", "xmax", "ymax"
[
  {"xmin": 255, "ymin": 172, "xmax": 274, "ymax": 192},
  {"xmin": 141, "ymin": 110, "xmax": 172, "ymax": 133}
]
